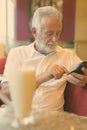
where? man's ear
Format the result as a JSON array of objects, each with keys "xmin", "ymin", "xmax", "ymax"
[{"xmin": 32, "ymin": 28, "xmax": 37, "ymax": 38}]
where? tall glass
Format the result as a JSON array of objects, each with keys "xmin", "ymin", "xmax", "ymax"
[{"xmin": 7, "ymin": 67, "xmax": 36, "ymax": 128}]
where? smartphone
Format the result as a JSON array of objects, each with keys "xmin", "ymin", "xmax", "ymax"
[{"xmin": 70, "ymin": 61, "xmax": 87, "ymax": 75}]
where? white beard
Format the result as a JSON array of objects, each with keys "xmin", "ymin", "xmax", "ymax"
[{"xmin": 35, "ymin": 39, "xmax": 58, "ymax": 54}]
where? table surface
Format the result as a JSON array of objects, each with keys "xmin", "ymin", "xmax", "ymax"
[{"xmin": 0, "ymin": 106, "xmax": 87, "ymax": 130}]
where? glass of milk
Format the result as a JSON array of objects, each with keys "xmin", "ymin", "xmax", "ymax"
[{"xmin": 7, "ymin": 67, "xmax": 36, "ymax": 128}]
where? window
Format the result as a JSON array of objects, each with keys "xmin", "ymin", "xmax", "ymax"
[
  {"xmin": 0, "ymin": 0, "xmax": 16, "ymax": 51},
  {"xmin": 0, "ymin": 1, "xmax": 6, "ymax": 43}
]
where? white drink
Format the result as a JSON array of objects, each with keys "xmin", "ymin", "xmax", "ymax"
[{"xmin": 7, "ymin": 68, "xmax": 36, "ymax": 119}]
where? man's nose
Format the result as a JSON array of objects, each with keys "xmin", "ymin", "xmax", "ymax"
[{"xmin": 51, "ymin": 34, "xmax": 59, "ymax": 42}]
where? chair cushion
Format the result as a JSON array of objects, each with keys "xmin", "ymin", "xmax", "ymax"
[{"xmin": 64, "ymin": 82, "xmax": 87, "ymax": 116}]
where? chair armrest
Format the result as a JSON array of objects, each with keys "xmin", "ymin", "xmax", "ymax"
[{"xmin": 0, "ymin": 57, "xmax": 7, "ymax": 74}]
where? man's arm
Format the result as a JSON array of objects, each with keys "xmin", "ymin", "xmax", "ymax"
[
  {"xmin": 36, "ymin": 64, "xmax": 67, "ymax": 89},
  {"xmin": 0, "ymin": 64, "xmax": 67, "ymax": 104}
]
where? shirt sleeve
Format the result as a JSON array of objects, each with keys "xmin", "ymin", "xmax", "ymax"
[
  {"xmin": 69, "ymin": 50, "xmax": 82, "ymax": 71},
  {"xmin": 2, "ymin": 47, "xmax": 23, "ymax": 83}
]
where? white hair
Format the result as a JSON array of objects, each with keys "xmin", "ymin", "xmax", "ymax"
[{"xmin": 31, "ymin": 6, "xmax": 63, "ymax": 33}]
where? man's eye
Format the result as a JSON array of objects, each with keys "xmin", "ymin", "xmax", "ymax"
[{"xmin": 57, "ymin": 32, "xmax": 61, "ymax": 36}]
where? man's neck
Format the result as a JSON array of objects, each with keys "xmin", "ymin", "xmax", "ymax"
[{"xmin": 34, "ymin": 43, "xmax": 47, "ymax": 55}]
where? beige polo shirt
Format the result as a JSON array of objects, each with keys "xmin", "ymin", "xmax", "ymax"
[{"xmin": 2, "ymin": 43, "xmax": 81, "ymax": 112}]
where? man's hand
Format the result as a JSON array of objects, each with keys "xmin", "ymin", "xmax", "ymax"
[
  {"xmin": 68, "ymin": 67, "xmax": 87, "ymax": 87},
  {"xmin": 0, "ymin": 81, "xmax": 11, "ymax": 105},
  {"xmin": 50, "ymin": 64, "xmax": 67, "ymax": 79},
  {"xmin": 36, "ymin": 64, "xmax": 67, "ymax": 89}
]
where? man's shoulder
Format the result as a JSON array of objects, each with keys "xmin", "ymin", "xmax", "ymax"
[
  {"xmin": 10, "ymin": 43, "xmax": 33, "ymax": 53},
  {"xmin": 7, "ymin": 43, "xmax": 34, "ymax": 59},
  {"xmin": 56, "ymin": 46, "xmax": 74, "ymax": 54}
]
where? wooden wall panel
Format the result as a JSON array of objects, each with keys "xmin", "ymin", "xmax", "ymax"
[
  {"xmin": 16, "ymin": 0, "xmax": 76, "ymax": 42},
  {"xmin": 75, "ymin": 0, "xmax": 87, "ymax": 41}
]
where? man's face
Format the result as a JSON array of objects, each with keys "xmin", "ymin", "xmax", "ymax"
[{"xmin": 35, "ymin": 16, "xmax": 62, "ymax": 54}]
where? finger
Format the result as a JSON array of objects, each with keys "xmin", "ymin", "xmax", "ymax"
[
  {"xmin": 54, "ymin": 69, "xmax": 65, "ymax": 79},
  {"xmin": 71, "ymin": 72, "xmax": 85, "ymax": 81},
  {"xmin": 82, "ymin": 67, "xmax": 87, "ymax": 75},
  {"xmin": 67, "ymin": 74, "xmax": 84, "ymax": 87},
  {"xmin": 68, "ymin": 74, "xmax": 78, "ymax": 84},
  {"xmin": 68, "ymin": 72, "xmax": 87, "ymax": 86},
  {"xmin": 61, "ymin": 66, "xmax": 69, "ymax": 74},
  {"xmin": 51, "ymin": 64, "xmax": 67, "ymax": 79}
]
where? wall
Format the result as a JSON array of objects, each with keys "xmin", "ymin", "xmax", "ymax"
[
  {"xmin": 16, "ymin": 0, "xmax": 76, "ymax": 42},
  {"xmin": 75, "ymin": 0, "xmax": 87, "ymax": 60},
  {"xmin": 16, "ymin": 0, "xmax": 32, "ymax": 41},
  {"xmin": 60, "ymin": 0, "xmax": 76, "ymax": 41},
  {"xmin": 0, "ymin": 0, "xmax": 6, "ymax": 43},
  {"xmin": 75, "ymin": 0, "xmax": 87, "ymax": 41}
]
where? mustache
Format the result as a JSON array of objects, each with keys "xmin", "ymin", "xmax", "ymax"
[{"xmin": 48, "ymin": 42, "xmax": 58, "ymax": 47}]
